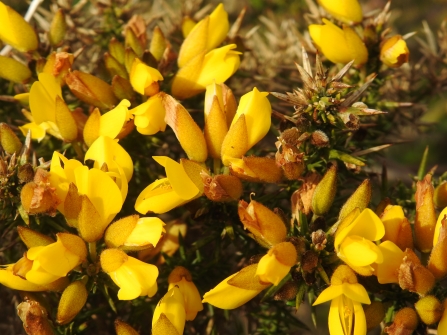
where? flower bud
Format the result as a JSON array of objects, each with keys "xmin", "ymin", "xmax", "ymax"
[
  {"xmin": 49, "ymin": 9, "xmax": 67, "ymax": 46},
  {"xmin": 428, "ymin": 211, "xmax": 447, "ymax": 279},
  {"xmin": 129, "ymin": 59, "xmax": 163, "ymax": 96},
  {"xmin": 338, "ymin": 179, "xmax": 371, "ymax": 221},
  {"xmin": 414, "ymin": 295, "xmax": 443, "ymax": 325},
  {"xmin": 109, "ymin": 38, "xmax": 125, "ymax": 64},
  {"xmin": 66, "ymin": 70, "xmax": 118, "ymax": 109},
  {"xmin": 56, "ymin": 280, "xmax": 88, "ymax": 325},
  {"xmin": 17, "ymin": 300, "xmax": 54, "ymax": 335},
  {"xmin": 238, "ymin": 200, "xmax": 287, "ymax": 247},
  {"xmin": 152, "ymin": 287, "xmax": 185, "ymax": 335},
  {"xmin": 311, "ymin": 165, "xmax": 337, "ymax": 216},
  {"xmin": 112, "ymin": 75, "xmax": 136, "ymax": 101},
  {"xmin": 115, "ymin": 320, "xmax": 139, "ymax": 335},
  {"xmin": 0, "ymin": 123, "xmax": 22, "ymax": 155},
  {"xmin": 21, "ymin": 180, "xmax": 59, "ymax": 215},
  {"xmin": 0, "ymin": 56, "xmax": 32, "ymax": 83},
  {"xmin": 168, "ymin": 266, "xmax": 203, "ymax": 320},
  {"xmin": 256, "ymin": 242, "xmax": 297, "ymax": 285},
  {"xmin": 150, "ymin": 26, "xmax": 167, "ymax": 62},
  {"xmin": 384, "ymin": 307, "xmax": 419, "ymax": 335},
  {"xmin": 105, "ymin": 53, "xmax": 128, "ymax": 79},
  {"xmin": 381, "ymin": 205, "xmax": 413, "ymax": 250},
  {"xmin": 202, "ymin": 173, "xmax": 242, "ymax": 202},
  {"xmin": 0, "ymin": 3, "xmax": 38, "ymax": 52},
  {"xmin": 229, "ymin": 156, "xmax": 283, "ymax": 183},
  {"xmin": 398, "ymin": 249, "xmax": 435, "ymax": 295},
  {"xmin": 291, "ymin": 172, "xmax": 320, "ymax": 217},
  {"xmin": 414, "ymin": 174, "xmax": 437, "ymax": 252},
  {"xmin": 363, "ymin": 301, "xmax": 385, "ymax": 332},
  {"xmin": 105, "ymin": 215, "xmax": 165, "ymax": 251},
  {"xmin": 380, "ymin": 35, "xmax": 410, "ymax": 68},
  {"xmin": 125, "ymin": 27, "xmax": 144, "ymax": 58}
]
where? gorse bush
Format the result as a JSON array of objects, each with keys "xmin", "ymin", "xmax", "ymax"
[{"xmin": 1, "ymin": 0, "xmax": 447, "ymax": 334}]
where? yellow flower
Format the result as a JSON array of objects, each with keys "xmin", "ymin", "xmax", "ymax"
[
  {"xmin": 49, "ymin": 152, "xmax": 125, "ymax": 242},
  {"xmin": 0, "ymin": 55, "xmax": 32, "ymax": 83},
  {"xmin": 105, "ymin": 215, "xmax": 166, "ymax": 251},
  {"xmin": 172, "ymin": 44, "xmax": 241, "ymax": 100},
  {"xmin": 380, "ymin": 35, "xmax": 410, "ymax": 68},
  {"xmin": 256, "ymin": 242, "xmax": 297, "ymax": 285},
  {"xmin": 221, "ymin": 88, "xmax": 271, "ymax": 165},
  {"xmin": 130, "ymin": 58, "xmax": 164, "ymax": 96},
  {"xmin": 135, "ymin": 156, "xmax": 205, "ymax": 214},
  {"xmin": 19, "ymin": 73, "xmax": 78, "ymax": 142},
  {"xmin": 309, "ymin": 19, "xmax": 368, "ymax": 65},
  {"xmin": 131, "ymin": 94, "xmax": 166, "ymax": 135},
  {"xmin": 177, "ymin": 3, "xmax": 229, "ymax": 68},
  {"xmin": 202, "ymin": 264, "xmax": 270, "ymax": 310},
  {"xmin": 375, "ymin": 240, "xmax": 404, "ymax": 284},
  {"xmin": 380, "ymin": 205, "xmax": 413, "ymax": 250},
  {"xmin": 168, "ymin": 266, "xmax": 203, "ymax": 321},
  {"xmin": 317, "ymin": 0, "xmax": 363, "ymax": 24},
  {"xmin": 334, "ymin": 208, "xmax": 385, "ymax": 275},
  {"xmin": 100, "ymin": 248, "xmax": 158, "ymax": 300},
  {"xmin": 313, "ymin": 265, "xmax": 370, "ymax": 335},
  {"xmin": 25, "ymin": 233, "xmax": 87, "ymax": 285},
  {"xmin": 152, "ymin": 286, "xmax": 186, "ymax": 335},
  {"xmin": 0, "ymin": 2, "xmax": 38, "ymax": 52}
]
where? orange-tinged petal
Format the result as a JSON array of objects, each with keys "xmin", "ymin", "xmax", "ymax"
[
  {"xmin": 0, "ymin": 3, "xmax": 38, "ymax": 52},
  {"xmin": 202, "ymin": 272, "xmax": 265, "ymax": 309},
  {"xmin": 434, "ymin": 207, "xmax": 447, "ymax": 245}
]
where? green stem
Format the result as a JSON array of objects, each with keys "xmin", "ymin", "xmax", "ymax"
[
  {"xmin": 89, "ymin": 242, "xmax": 97, "ymax": 263},
  {"xmin": 213, "ymin": 158, "xmax": 221, "ymax": 175}
]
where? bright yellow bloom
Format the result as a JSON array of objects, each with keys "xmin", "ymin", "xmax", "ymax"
[
  {"xmin": 375, "ymin": 240, "xmax": 404, "ymax": 284},
  {"xmin": 317, "ymin": 0, "xmax": 363, "ymax": 24},
  {"xmin": 309, "ymin": 19, "xmax": 368, "ymax": 65},
  {"xmin": 168, "ymin": 266, "xmax": 203, "ymax": 321},
  {"xmin": 25, "ymin": 233, "xmax": 87, "ymax": 285},
  {"xmin": 19, "ymin": 73, "xmax": 78, "ymax": 142},
  {"xmin": 0, "ymin": 2, "xmax": 38, "ymax": 52},
  {"xmin": 256, "ymin": 242, "xmax": 297, "ymax": 285},
  {"xmin": 131, "ymin": 94, "xmax": 166, "ymax": 135},
  {"xmin": 135, "ymin": 156, "xmax": 205, "ymax": 214},
  {"xmin": 380, "ymin": 205, "xmax": 413, "ymax": 250},
  {"xmin": 152, "ymin": 286, "xmax": 186, "ymax": 335},
  {"xmin": 438, "ymin": 299, "xmax": 447, "ymax": 334},
  {"xmin": 172, "ymin": 44, "xmax": 241, "ymax": 100},
  {"xmin": 380, "ymin": 35, "xmax": 410, "ymax": 68},
  {"xmin": 49, "ymin": 152, "xmax": 125, "ymax": 241},
  {"xmin": 221, "ymin": 88, "xmax": 271, "ymax": 165},
  {"xmin": 100, "ymin": 248, "xmax": 158, "ymax": 300},
  {"xmin": 202, "ymin": 264, "xmax": 270, "ymax": 309},
  {"xmin": 177, "ymin": 4, "xmax": 229, "ymax": 68},
  {"xmin": 105, "ymin": 215, "xmax": 166, "ymax": 251},
  {"xmin": 334, "ymin": 208, "xmax": 385, "ymax": 275},
  {"xmin": 313, "ymin": 265, "xmax": 370, "ymax": 335},
  {"xmin": 130, "ymin": 59, "xmax": 163, "ymax": 96}
]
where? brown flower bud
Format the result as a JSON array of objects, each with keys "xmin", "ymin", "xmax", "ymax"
[
  {"xmin": 49, "ymin": 9, "xmax": 67, "ymax": 46},
  {"xmin": 238, "ymin": 200, "xmax": 287, "ymax": 247},
  {"xmin": 338, "ymin": 179, "xmax": 371, "ymax": 221},
  {"xmin": 202, "ymin": 173, "xmax": 242, "ymax": 202},
  {"xmin": 230, "ymin": 156, "xmax": 283, "ymax": 183},
  {"xmin": 115, "ymin": 320, "xmax": 140, "ymax": 335},
  {"xmin": 310, "ymin": 130, "xmax": 329, "ymax": 147},
  {"xmin": 428, "ymin": 215, "xmax": 447, "ymax": 279},
  {"xmin": 414, "ymin": 295, "xmax": 443, "ymax": 325},
  {"xmin": 56, "ymin": 281, "xmax": 88, "ymax": 325},
  {"xmin": 311, "ymin": 230, "xmax": 327, "ymax": 251},
  {"xmin": 273, "ymin": 281, "xmax": 298, "ymax": 301},
  {"xmin": 301, "ymin": 250, "xmax": 319, "ymax": 273},
  {"xmin": 311, "ymin": 165, "xmax": 337, "ymax": 216},
  {"xmin": 275, "ymin": 141, "xmax": 305, "ymax": 180},
  {"xmin": 384, "ymin": 307, "xmax": 419, "ymax": 335},
  {"xmin": 20, "ymin": 181, "xmax": 59, "ymax": 215},
  {"xmin": 398, "ymin": 249, "xmax": 435, "ymax": 295},
  {"xmin": 66, "ymin": 70, "xmax": 118, "ymax": 109},
  {"xmin": 291, "ymin": 172, "xmax": 320, "ymax": 217},
  {"xmin": 435, "ymin": 181, "xmax": 447, "ymax": 209},
  {"xmin": 42, "ymin": 52, "xmax": 74, "ymax": 86},
  {"xmin": 363, "ymin": 301, "xmax": 385, "ymax": 332},
  {"xmin": 414, "ymin": 173, "xmax": 437, "ymax": 252},
  {"xmin": 18, "ymin": 164, "xmax": 34, "ymax": 184},
  {"xmin": 0, "ymin": 123, "xmax": 22, "ymax": 155},
  {"xmin": 17, "ymin": 299, "xmax": 54, "ymax": 335}
]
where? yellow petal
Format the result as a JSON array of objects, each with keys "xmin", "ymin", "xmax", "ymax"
[
  {"xmin": 30, "ymin": 73, "xmax": 62, "ymax": 125},
  {"xmin": 204, "ymin": 95, "xmax": 229, "ymax": 158},
  {"xmin": 19, "ymin": 122, "xmax": 47, "ymax": 142},
  {"xmin": 0, "ymin": 3, "xmax": 38, "ymax": 52},
  {"xmin": 376, "ymin": 241, "xmax": 404, "ymax": 284},
  {"xmin": 178, "ymin": 18, "xmax": 209, "ymax": 68},
  {"xmin": 339, "ymin": 236, "xmax": 382, "ymax": 267},
  {"xmin": 124, "ymin": 217, "xmax": 165, "ymax": 248},
  {"xmin": 434, "ymin": 207, "xmax": 447, "ymax": 245},
  {"xmin": 130, "ymin": 59, "xmax": 163, "ymax": 95},
  {"xmin": 313, "ymin": 285, "xmax": 343, "ymax": 305},
  {"xmin": 256, "ymin": 252, "xmax": 291, "ymax": 286},
  {"xmin": 341, "ymin": 283, "xmax": 370, "ymax": 304},
  {"xmin": 152, "ymin": 287, "xmax": 185, "ymax": 335},
  {"xmin": 168, "ymin": 278, "xmax": 203, "ymax": 321},
  {"xmin": 0, "ymin": 265, "xmax": 47, "ymax": 291},
  {"xmin": 221, "ymin": 115, "xmax": 249, "ymax": 165},
  {"xmin": 318, "ymin": 0, "xmax": 363, "ymax": 24},
  {"xmin": 0, "ymin": 55, "xmax": 32, "ymax": 83},
  {"xmin": 131, "ymin": 94, "xmax": 167, "ymax": 135},
  {"xmin": 202, "ymin": 272, "xmax": 265, "ymax": 309},
  {"xmin": 344, "ymin": 25, "xmax": 368, "ymax": 66},
  {"xmin": 55, "ymin": 96, "xmax": 77, "ymax": 141},
  {"xmin": 100, "ymin": 99, "xmax": 131, "ymax": 139},
  {"xmin": 328, "ymin": 297, "xmax": 346, "ymax": 335},
  {"xmin": 83, "ymin": 108, "xmax": 101, "ymax": 147}
]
